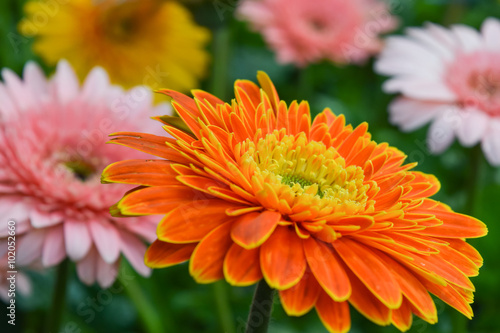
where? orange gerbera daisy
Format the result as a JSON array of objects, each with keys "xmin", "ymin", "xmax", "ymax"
[{"xmin": 102, "ymin": 73, "xmax": 487, "ymax": 332}]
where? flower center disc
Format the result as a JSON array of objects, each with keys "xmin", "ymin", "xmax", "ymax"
[{"xmin": 240, "ymin": 131, "xmax": 369, "ymax": 217}]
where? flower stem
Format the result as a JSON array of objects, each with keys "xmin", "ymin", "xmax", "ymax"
[
  {"xmin": 45, "ymin": 259, "xmax": 69, "ymax": 333},
  {"xmin": 245, "ymin": 279, "xmax": 275, "ymax": 333},
  {"xmin": 210, "ymin": 26, "xmax": 231, "ymax": 101},
  {"xmin": 118, "ymin": 267, "xmax": 163, "ymax": 333},
  {"xmin": 213, "ymin": 281, "xmax": 236, "ymax": 333}
]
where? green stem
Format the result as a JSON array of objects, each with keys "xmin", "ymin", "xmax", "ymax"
[
  {"xmin": 464, "ymin": 145, "xmax": 482, "ymax": 215},
  {"xmin": 119, "ymin": 268, "xmax": 162, "ymax": 333},
  {"xmin": 45, "ymin": 259, "xmax": 69, "ymax": 333},
  {"xmin": 209, "ymin": 27, "xmax": 231, "ymax": 100},
  {"xmin": 245, "ymin": 280, "xmax": 275, "ymax": 333},
  {"xmin": 212, "ymin": 281, "xmax": 236, "ymax": 333}
]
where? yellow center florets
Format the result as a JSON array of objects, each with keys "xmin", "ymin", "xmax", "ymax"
[{"xmin": 238, "ymin": 131, "xmax": 369, "ymax": 218}]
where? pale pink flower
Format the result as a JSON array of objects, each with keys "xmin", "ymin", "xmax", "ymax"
[
  {"xmin": 0, "ymin": 60, "xmax": 172, "ymax": 287},
  {"xmin": 375, "ymin": 18, "xmax": 500, "ymax": 165},
  {"xmin": 0, "ymin": 255, "xmax": 32, "ymax": 303},
  {"xmin": 237, "ymin": 0, "xmax": 398, "ymax": 66}
]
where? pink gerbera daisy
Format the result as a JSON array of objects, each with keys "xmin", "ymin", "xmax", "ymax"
[
  {"xmin": 237, "ymin": 0, "xmax": 398, "ymax": 66},
  {"xmin": 0, "ymin": 60, "xmax": 171, "ymax": 287},
  {"xmin": 375, "ymin": 18, "xmax": 500, "ymax": 165}
]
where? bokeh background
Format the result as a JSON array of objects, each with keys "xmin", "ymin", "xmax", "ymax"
[{"xmin": 1, "ymin": 0, "xmax": 500, "ymax": 332}]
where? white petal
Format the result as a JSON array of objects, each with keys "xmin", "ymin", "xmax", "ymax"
[
  {"xmin": 425, "ymin": 22, "xmax": 459, "ymax": 50},
  {"xmin": 451, "ymin": 25, "xmax": 482, "ymax": 53},
  {"xmin": 389, "ymin": 98, "xmax": 444, "ymax": 132},
  {"xmin": 481, "ymin": 17, "xmax": 500, "ymax": 51},
  {"xmin": 427, "ymin": 112, "xmax": 457, "ymax": 153},
  {"xmin": 482, "ymin": 119, "xmax": 500, "ymax": 166},
  {"xmin": 64, "ymin": 220, "xmax": 92, "ymax": 261},
  {"xmin": 406, "ymin": 26, "xmax": 455, "ymax": 61},
  {"xmin": 53, "ymin": 60, "xmax": 79, "ymax": 105},
  {"xmin": 42, "ymin": 226, "xmax": 66, "ymax": 266},
  {"xmin": 89, "ymin": 219, "xmax": 120, "ymax": 264},
  {"xmin": 456, "ymin": 109, "xmax": 489, "ymax": 147},
  {"xmin": 383, "ymin": 77, "xmax": 456, "ymax": 101}
]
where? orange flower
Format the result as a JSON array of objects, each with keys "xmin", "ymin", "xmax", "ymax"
[{"xmin": 102, "ymin": 73, "xmax": 487, "ymax": 332}]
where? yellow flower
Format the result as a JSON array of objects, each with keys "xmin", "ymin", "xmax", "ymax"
[{"xmin": 19, "ymin": 0, "xmax": 210, "ymax": 92}]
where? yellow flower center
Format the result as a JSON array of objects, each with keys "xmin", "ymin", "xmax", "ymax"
[{"xmin": 239, "ymin": 131, "xmax": 369, "ymax": 218}]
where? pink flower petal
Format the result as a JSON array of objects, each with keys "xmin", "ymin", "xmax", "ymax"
[
  {"xmin": 1, "ymin": 68, "xmax": 32, "ymax": 111},
  {"xmin": 30, "ymin": 209, "xmax": 62, "ymax": 228},
  {"xmin": 119, "ymin": 230, "xmax": 151, "ymax": 277},
  {"xmin": 64, "ymin": 220, "xmax": 92, "ymax": 261},
  {"xmin": 97, "ymin": 256, "xmax": 119, "ymax": 288},
  {"xmin": 53, "ymin": 60, "xmax": 79, "ymax": 105},
  {"xmin": 42, "ymin": 226, "xmax": 66, "ymax": 266},
  {"xmin": 23, "ymin": 62, "xmax": 48, "ymax": 98},
  {"xmin": 76, "ymin": 247, "xmax": 98, "ymax": 285},
  {"xmin": 89, "ymin": 219, "xmax": 120, "ymax": 264},
  {"xmin": 81, "ymin": 66, "xmax": 110, "ymax": 101},
  {"xmin": 17, "ymin": 229, "xmax": 46, "ymax": 265}
]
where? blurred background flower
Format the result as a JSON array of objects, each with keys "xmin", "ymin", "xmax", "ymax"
[
  {"xmin": 19, "ymin": 0, "xmax": 211, "ymax": 92},
  {"xmin": 375, "ymin": 18, "xmax": 500, "ymax": 165},
  {"xmin": 0, "ymin": 60, "xmax": 171, "ymax": 287},
  {"xmin": 237, "ymin": 0, "xmax": 398, "ymax": 66}
]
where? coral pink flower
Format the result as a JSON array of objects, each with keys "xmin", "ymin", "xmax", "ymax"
[
  {"xmin": 237, "ymin": 0, "xmax": 398, "ymax": 66},
  {"xmin": 375, "ymin": 18, "xmax": 500, "ymax": 165},
  {"xmin": 0, "ymin": 60, "xmax": 171, "ymax": 287}
]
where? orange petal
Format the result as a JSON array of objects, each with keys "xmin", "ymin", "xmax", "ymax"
[
  {"xmin": 279, "ymin": 272, "xmax": 321, "ymax": 316},
  {"xmin": 223, "ymin": 243, "xmax": 262, "ymax": 286},
  {"xmin": 391, "ymin": 299, "xmax": 413, "ymax": 332},
  {"xmin": 315, "ymin": 292, "xmax": 351, "ymax": 333},
  {"xmin": 346, "ymin": 271, "xmax": 391, "ymax": 326},
  {"xmin": 108, "ymin": 133, "xmax": 189, "ymax": 162},
  {"xmin": 191, "ymin": 89, "xmax": 224, "ymax": 108},
  {"xmin": 189, "ymin": 222, "xmax": 233, "ymax": 283},
  {"xmin": 102, "ymin": 159, "xmax": 179, "ymax": 186},
  {"xmin": 257, "ymin": 71, "xmax": 279, "ymax": 112},
  {"xmin": 231, "ymin": 211, "xmax": 281, "ymax": 249},
  {"xmin": 118, "ymin": 186, "xmax": 195, "ymax": 216},
  {"xmin": 419, "ymin": 210, "xmax": 487, "ymax": 238},
  {"xmin": 145, "ymin": 240, "xmax": 197, "ymax": 268},
  {"xmin": 157, "ymin": 200, "xmax": 235, "ymax": 243},
  {"xmin": 377, "ymin": 252, "xmax": 437, "ymax": 323},
  {"xmin": 260, "ymin": 226, "xmax": 306, "ymax": 290},
  {"xmin": 334, "ymin": 238, "xmax": 402, "ymax": 309},
  {"xmin": 303, "ymin": 238, "xmax": 351, "ymax": 302},
  {"xmin": 419, "ymin": 278, "xmax": 473, "ymax": 319}
]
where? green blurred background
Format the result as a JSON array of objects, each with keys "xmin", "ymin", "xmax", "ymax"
[{"xmin": 1, "ymin": 0, "xmax": 500, "ymax": 332}]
